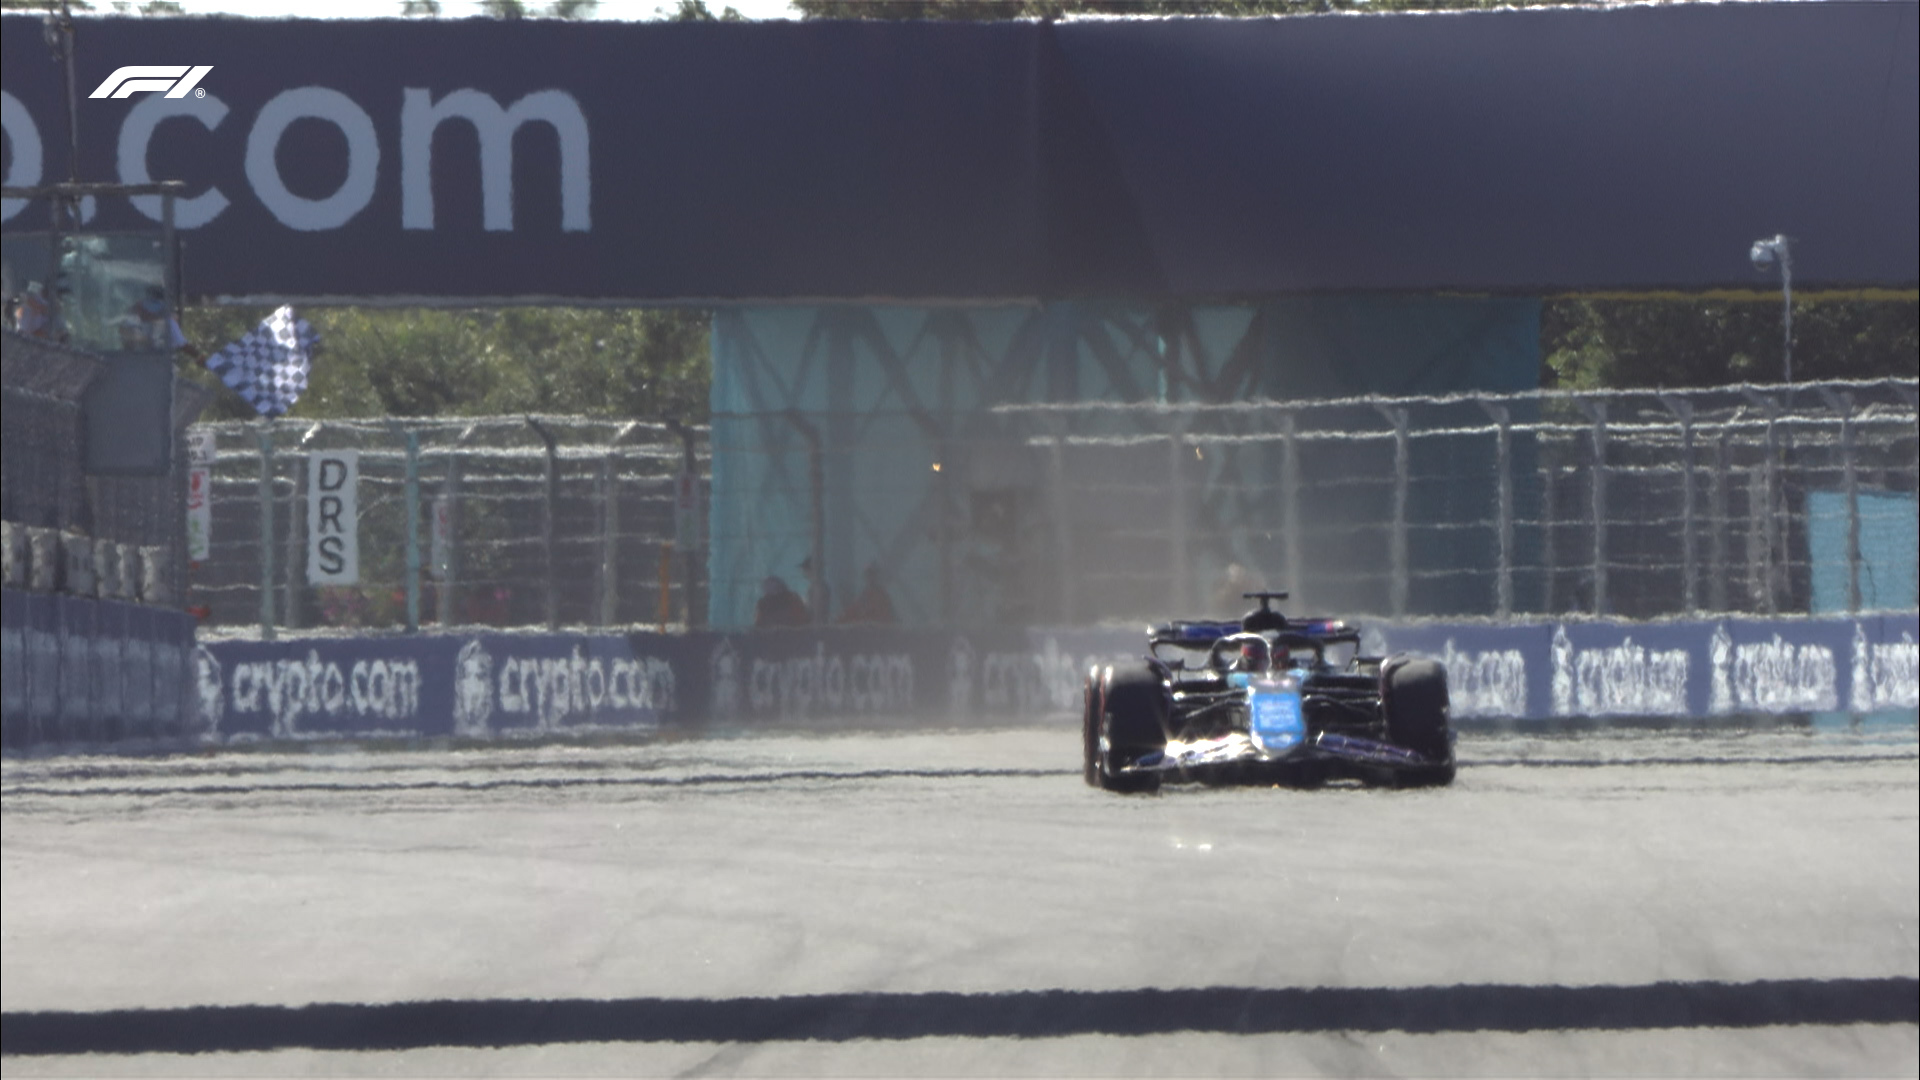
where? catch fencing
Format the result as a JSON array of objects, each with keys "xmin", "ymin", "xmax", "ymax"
[
  {"xmin": 187, "ymin": 381, "xmax": 1918, "ymax": 634},
  {"xmin": 2, "ymin": 329, "xmax": 214, "ymax": 605},
  {"xmin": 188, "ymin": 417, "xmax": 709, "ymax": 636},
  {"xmin": 995, "ymin": 379, "xmax": 1919, "ymax": 624}
]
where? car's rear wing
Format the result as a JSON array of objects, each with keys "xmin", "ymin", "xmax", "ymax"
[{"xmin": 1149, "ymin": 618, "xmax": 1361, "ymax": 650}]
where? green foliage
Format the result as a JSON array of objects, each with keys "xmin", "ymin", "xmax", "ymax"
[
  {"xmin": 178, "ymin": 306, "xmax": 713, "ymax": 424},
  {"xmin": 666, "ymin": 0, "xmax": 747, "ymax": 20},
  {"xmin": 1542, "ymin": 297, "xmax": 1919, "ymax": 391},
  {"xmin": 470, "ymin": 0, "xmax": 599, "ymax": 16},
  {"xmin": 794, "ymin": 0, "xmax": 1600, "ymax": 18}
]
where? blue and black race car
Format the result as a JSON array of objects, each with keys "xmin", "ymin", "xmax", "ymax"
[{"xmin": 1082, "ymin": 593, "xmax": 1455, "ymax": 793}]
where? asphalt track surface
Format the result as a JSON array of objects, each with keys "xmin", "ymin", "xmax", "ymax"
[{"xmin": 3, "ymin": 722, "xmax": 1916, "ymax": 1077}]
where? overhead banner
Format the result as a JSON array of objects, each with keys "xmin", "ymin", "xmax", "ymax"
[
  {"xmin": 307, "ymin": 450, "xmax": 357, "ymax": 586},
  {"xmin": 1, "ymin": 7, "xmax": 1913, "ymax": 302}
]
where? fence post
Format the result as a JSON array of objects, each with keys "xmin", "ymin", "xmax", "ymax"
[
  {"xmin": 1478, "ymin": 400, "xmax": 1513, "ymax": 618},
  {"xmin": 672, "ymin": 421, "xmax": 706, "ymax": 629},
  {"xmin": 439, "ymin": 450, "xmax": 461, "ymax": 627},
  {"xmin": 1817, "ymin": 388, "xmax": 1861, "ymax": 612},
  {"xmin": 1540, "ymin": 459, "xmax": 1557, "ymax": 614},
  {"xmin": 1280, "ymin": 410, "xmax": 1301, "ymax": 603},
  {"xmin": 1048, "ymin": 429, "xmax": 1076, "ymax": 624},
  {"xmin": 599, "ymin": 451, "xmax": 620, "ymax": 627},
  {"xmin": 1742, "ymin": 390, "xmax": 1782, "ymax": 614},
  {"xmin": 1167, "ymin": 431, "xmax": 1189, "ymax": 612},
  {"xmin": 658, "ymin": 541, "xmax": 674, "ymax": 630},
  {"xmin": 527, "ymin": 417, "xmax": 559, "ymax": 631},
  {"xmin": 1659, "ymin": 395, "xmax": 1697, "ymax": 613},
  {"xmin": 1374, "ymin": 404, "xmax": 1410, "ymax": 617},
  {"xmin": 284, "ymin": 428, "xmax": 307, "ymax": 631},
  {"xmin": 1574, "ymin": 399, "xmax": 1608, "ymax": 615},
  {"xmin": 403, "ymin": 427, "xmax": 421, "ymax": 634},
  {"xmin": 1709, "ymin": 425, "xmax": 1729, "ymax": 612},
  {"xmin": 256, "ymin": 421, "xmax": 276, "ymax": 641}
]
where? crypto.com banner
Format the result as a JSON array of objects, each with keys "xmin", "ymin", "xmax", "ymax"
[
  {"xmin": 4, "ymin": 8, "xmax": 1914, "ymax": 303},
  {"xmin": 175, "ymin": 616, "xmax": 1919, "ymax": 746}
]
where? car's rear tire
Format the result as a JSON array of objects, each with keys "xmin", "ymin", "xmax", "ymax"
[
  {"xmin": 1382, "ymin": 656, "xmax": 1456, "ymax": 787},
  {"xmin": 1092, "ymin": 663, "xmax": 1165, "ymax": 794},
  {"xmin": 1081, "ymin": 668, "xmax": 1102, "ymax": 788}
]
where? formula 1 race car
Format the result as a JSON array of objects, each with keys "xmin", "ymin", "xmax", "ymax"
[{"xmin": 1082, "ymin": 593, "xmax": 1455, "ymax": 793}]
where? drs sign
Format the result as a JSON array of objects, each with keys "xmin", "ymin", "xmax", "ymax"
[{"xmin": 308, "ymin": 451, "xmax": 358, "ymax": 585}]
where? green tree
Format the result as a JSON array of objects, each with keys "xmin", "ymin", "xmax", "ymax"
[
  {"xmin": 1542, "ymin": 297, "xmax": 1918, "ymax": 390},
  {"xmin": 794, "ymin": 0, "xmax": 1601, "ymax": 18},
  {"xmin": 470, "ymin": 0, "xmax": 599, "ymax": 16},
  {"xmin": 666, "ymin": 0, "xmax": 747, "ymax": 20},
  {"xmin": 178, "ymin": 307, "xmax": 713, "ymax": 423}
]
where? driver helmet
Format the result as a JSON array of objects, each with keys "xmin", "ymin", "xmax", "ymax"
[{"xmin": 1236, "ymin": 637, "xmax": 1270, "ymax": 672}]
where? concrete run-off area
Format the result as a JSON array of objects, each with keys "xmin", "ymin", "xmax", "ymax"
[{"xmin": 2, "ymin": 724, "xmax": 1916, "ymax": 1076}]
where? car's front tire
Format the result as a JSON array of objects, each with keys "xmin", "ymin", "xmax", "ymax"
[
  {"xmin": 1088, "ymin": 663, "xmax": 1166, "ymax": 794},
  {"xmin": 1382, "ymin": 656, "xmax": 1456, "ymax": 787}
]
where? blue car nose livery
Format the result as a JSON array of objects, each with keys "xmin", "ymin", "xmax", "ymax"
[{"xmin": 1248, "ymin": 678, "xmax": 1306, "ymax": 756}]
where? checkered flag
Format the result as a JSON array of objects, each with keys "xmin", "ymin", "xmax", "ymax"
[{"xmin": 206, "ymin": 305, "xmax": 319, "ymax": 418}]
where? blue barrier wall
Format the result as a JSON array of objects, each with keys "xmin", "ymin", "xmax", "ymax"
[
  {"xmin": 189, "ymin": 627, "xmax": 1115, "ymax": 742},
  {"xmin": 1, "ymin": 588, "xmax": 196, "ymax": 749},
  {"xmin": 8, "ymin": 607, "xmax": 1910, "ymax": 751},
  {"xmin": 1370, "ymin": 615, "xmax": 1920, "ymax": 722},
  {"xmin": 170, "ymin": 616, "xmax": 1919, "ymax": 746}
]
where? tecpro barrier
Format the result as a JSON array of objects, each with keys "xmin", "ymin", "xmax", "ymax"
[
  {"xmin": 6, "ymin": 614, "xmax": 1914, "ymax": 751},
  {"xmin": 0, "ymin": 587, "xmax": 196, "ymax": 748}
]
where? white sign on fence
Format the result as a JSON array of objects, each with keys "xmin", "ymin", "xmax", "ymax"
[
  {"xmin": 184, "ymin": 430, "xmax": 216, "ymax": 562},
  {"xmin": 187, "ymin": 430, "xmax": 217, "ymax": 467},
  {"xmin": 308, "ymin": 451, "xmax": 359, "ymax": 585}
]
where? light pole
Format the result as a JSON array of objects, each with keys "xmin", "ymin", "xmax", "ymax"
[{"xmin": 1749, "ymin": 234, "xmax": 1793, "ymax": 383}]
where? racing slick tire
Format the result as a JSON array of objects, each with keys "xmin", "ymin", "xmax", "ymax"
[
  {"xmin": 1082, "ymin": 668, "xmax": 1103, "ymax": 787},
  {"xmin": 1382, "ymin": 656, "xmax": 1457, "ymax": 787},
  {"xmin": 1087, "ymin": 663, "xmax": 1166, "ymax": 794}
]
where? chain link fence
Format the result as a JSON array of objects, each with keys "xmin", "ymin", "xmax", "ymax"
[
  {"xmin": 188, "ymin": 417, "xmax": 709, "ymax": 635},
  {"xmin": 184, "ymin": 381, "xmax": 1916, "ymax": 634},
  {"xmin": 3, "ymin": 329, "xmax": 214, "ymax": 605},
  {"xmin": 996, "ymin": 379, "xmax": 1919, "ymax": 624}
]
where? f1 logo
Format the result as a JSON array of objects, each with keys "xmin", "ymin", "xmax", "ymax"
[{"xmin": 89, "ymin": 65, "xmax": 213, "ymax": 99}]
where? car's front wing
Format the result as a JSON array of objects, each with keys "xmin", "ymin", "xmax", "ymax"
[{"xmin": 1127, "ymin": 729, "xmax": 1439, "ymax": 774}]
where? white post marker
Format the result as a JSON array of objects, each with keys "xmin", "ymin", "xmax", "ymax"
[
  {"xmin": 307, "ymin": 450, "xmax": 359, "ymax": 585},
  {"xmin": 186, "ymin": 430, "xmax": 215, "ymax": 562}
]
